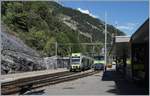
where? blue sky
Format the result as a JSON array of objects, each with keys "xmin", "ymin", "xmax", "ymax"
[{"xmin": 58, "ymin": 1, "xmax": 149, "ymax": 36}]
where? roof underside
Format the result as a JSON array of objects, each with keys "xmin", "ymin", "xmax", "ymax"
[
  {"xmin": 131, "ymin": 19, "xmax": 149, "ymax": 43},
  {"xmin": 111, "ymin": 42, "xmax": 130, "ymax": 57}
]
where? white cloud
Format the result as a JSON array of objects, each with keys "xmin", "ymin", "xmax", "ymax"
[
  {"xmin": 116, "ymin": 23, "xmax": 137, "ymax": 31},
  {"xmin": 77, "ymin": 8, "xmax": 98, "ymax": 18},
  {"xmin": 117, "ymin": 26, "xmax": 132, "ymax": 30}
]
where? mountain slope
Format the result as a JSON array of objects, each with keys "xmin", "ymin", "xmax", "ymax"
[
  {"xmin": 1, "ymin": 24, "xmax": 46, "ymax": 74},
  {"xmin": 1, "ymin": 1, "xmax": 125, "ymax": 57},
  {"xmin": 54, "ymin": 3, "xmax": 125, "ymax": 42}
]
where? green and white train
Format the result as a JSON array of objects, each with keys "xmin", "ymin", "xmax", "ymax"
[
  {"xmin": 92, "ymin": 55, "xmax": 105, "ymax": 70},
  {"xmin": 69, "ymin": 53, "xmax": 94, "ymax": 72}
]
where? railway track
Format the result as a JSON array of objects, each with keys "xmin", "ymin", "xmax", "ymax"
[{"xmin": 1, "ymin": 70, "xmax": 99, "ymax": 95}]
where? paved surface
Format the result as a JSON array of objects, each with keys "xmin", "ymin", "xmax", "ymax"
[
  {"xmin": 44, "ymin": 71, "xmax": 114, "ymax": 95},
  {"xmin": 25, "ymin": 69, "xmax": 148, "ymax": 95},
  {"xmin": 1, "ymin": 68, "xmax": 67, "ymax": 83}
]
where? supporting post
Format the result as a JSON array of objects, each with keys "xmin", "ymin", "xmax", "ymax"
[
  {"xmin": 55, "ymin": 42, "xmax": 58, "ymax": 69},
  {"xmin": 69, "ymin": 46, "xmax": 72, "ymax": 69},
  {"xmin": 104, "ymin": 12, "xmax": 107, "ymax": 72},
  {"xmin": 90, "ymin": 36, "xmax": 94, "ymax": 57},
  {"xmin": 78, "ymin": 31, "xmax": 79, "ymax": 41}
]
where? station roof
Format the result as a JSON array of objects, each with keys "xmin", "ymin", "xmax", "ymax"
[
  {"xmin": 115, "ymin": 36, "xmax": 130, "ymax": 43},
  {"xmin": 110, "ymin": 18, "xmax": 149, "ymax": 57},
  {"xmin": 131, "ymin": 18, "xmax": 149, "ymax": 43}
]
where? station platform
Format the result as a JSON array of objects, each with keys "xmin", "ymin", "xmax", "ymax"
[
  {"xmin": 43, "ymin": 69, "xmax": 148, "ymax": 95},
  {"xmin": 1, "ymin": 68, "xmax": 68, "ymax": 83}
]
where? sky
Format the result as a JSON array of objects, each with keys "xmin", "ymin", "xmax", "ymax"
[{"xmin": 58, "ymin": 1, "xmax": 149, "ymax": 36}]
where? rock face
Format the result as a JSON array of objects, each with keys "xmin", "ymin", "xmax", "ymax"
[
  {"xmin": 44, "ymin": 56, "xmax": 69, "ymax": 69},
  {"xmin": 1, "ymin": 26, "xmax": 46, "ymax": 74}
]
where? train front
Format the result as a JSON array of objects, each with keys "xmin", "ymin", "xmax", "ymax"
[{"xmin": 70, "ymin": 53, "xmax": 81, "ymax": 72}]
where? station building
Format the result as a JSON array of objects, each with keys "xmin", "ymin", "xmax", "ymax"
[{"xmin": 110, "ymin": 19, "xmax": 149, "ymax": 89}]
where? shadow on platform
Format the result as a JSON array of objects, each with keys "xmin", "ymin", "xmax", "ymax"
[{"xmin": 101, "ymin": 70, "xmax": 149, "ymax": 95}]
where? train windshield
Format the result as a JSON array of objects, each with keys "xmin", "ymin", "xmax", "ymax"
[
  {"xmin": 94, "ymin": 56, "xmax": 104, "ymax": 60},
  {"xmin": 71, "ymin": 58, "xmax": 80, "ymax": 64}
]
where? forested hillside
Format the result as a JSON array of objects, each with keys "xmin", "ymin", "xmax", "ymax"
[{"xmin": 1, "ymin": 1, "xmax": 125, "ymax": 57}]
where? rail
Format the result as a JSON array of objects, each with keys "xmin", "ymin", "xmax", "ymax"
[{"xmin": 1, "ymin": 70, "xmax": 99, "ymax": 95}]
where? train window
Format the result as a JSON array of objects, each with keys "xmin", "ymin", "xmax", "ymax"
[
  {"xmin": 72, "ymin": 59, "xmax": 80, "ymax": 64},
  {"xmin": 94, "ymin": 56, "xmax": 104, "ymax": 60}
]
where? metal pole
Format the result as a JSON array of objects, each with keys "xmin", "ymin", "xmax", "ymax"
[
  {"xmin": 78, "ymin": 31, "xmax": 79, "ymax": 41},
  {"xmin": 104, "ymin": 12, "xmax": 107, "ymax": 71},
  {"xmin": 69, "ymin": 46, "xmax": 72, "ymax": 55},
  {"xmin": 55, "ymin": 42, "xmax": 58, "ymax": 69},
  {"xmin": 91, "ymin": 37, "xmax": 94, "ymax": 57},
  {"xmin": 69, "ymin": 46, "xmax": 72, "ymax": 69},
  {"xmin": 0, "ymin": 1, "xmax": 1, "ymax": 73},
  {"xmin": 115, "ymin": 21, "xmax": 118, "ymax": 36}
]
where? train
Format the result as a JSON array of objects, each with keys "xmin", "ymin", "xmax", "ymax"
[
  {"xmin": 111, "ymin": 19, "xmax": 149, "ymax": 90},
  {"xmin": 69, "ymin": 53, "xmax": 94, "ymax": 72},
  {"xmin": 92, "ymin": 55, "xmax": 105, "ymax": 70}
]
